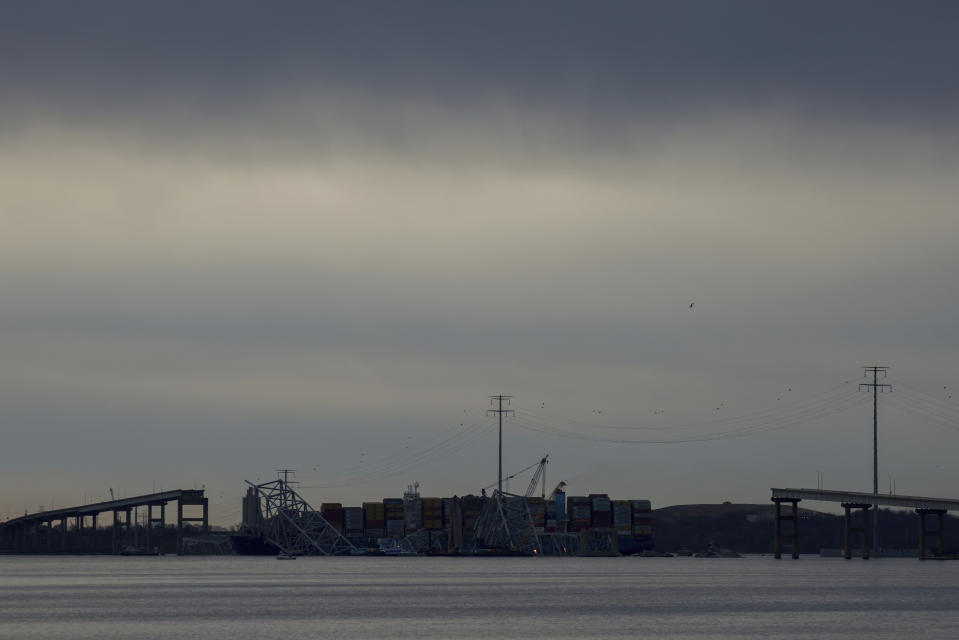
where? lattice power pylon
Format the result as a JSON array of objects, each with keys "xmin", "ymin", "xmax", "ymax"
[
  {"xmin": 473, "ymin": 490, "xmax": 542, "ymax": 554},
  {"xmin": 245, "ymin": 479, "xmax": 357, "ymax": 556}
]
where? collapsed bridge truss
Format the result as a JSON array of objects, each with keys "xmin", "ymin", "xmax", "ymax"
[
  {"xmin": 245, "ymin": 479, "xmax": 357, "ymax": 556},
  {"xmin": 473, "ymin": 490, "xmax": 617, "ymax": 556}
]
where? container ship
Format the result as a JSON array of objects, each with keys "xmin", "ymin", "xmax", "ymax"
[{"xmin": 233, "ymin": 485, "xmax": 654, "ymax": 556}]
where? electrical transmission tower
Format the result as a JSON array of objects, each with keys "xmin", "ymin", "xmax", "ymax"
[
  {"xmin": 860, "ymin": 366, "xmax": 891, "ymax": 552},
  {"xmin": 488, "ymin": 395, "xmax": 514, "ymax": 494},
  {"xmin": 276, "ymin": 469, "xmax": 297, "ymax": 510}
]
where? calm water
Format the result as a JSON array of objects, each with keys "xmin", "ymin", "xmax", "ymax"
[{"xmin": 1, "ymin": 555, "xmax": 958, "ymax": 639}]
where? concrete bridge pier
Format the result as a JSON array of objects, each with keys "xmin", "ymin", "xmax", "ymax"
[
  {"xmin": 917, "ymin": 508, "xmax": 945, "ymax": 559},
  {"xmin": 842, "ymin": 503, "xmax": 871, "ymax": 559},
  {"xmin": 112, "ymin": 510, "xmax": 119, "ymax": 553},
  {"xmin": 111, "ymin": 509, "xmax": 132, "ymax": 554},
  {"xmin": 145, "ymin": 504, "xmax": 152, "ymax": 552},
  {"xmin": 773, "ymin": 497, "xmax": 801, "ymax": 559},
  {"xmin": 176, "ymin": 495, "xmax": 209, "ymax": 554},
  {"xmin": 144, "ymin": 502, "xmax": 167, "ymax": 554},
  {"xmin": 159, "ymin": 503, "xmax": 166, "ymax": 552}
]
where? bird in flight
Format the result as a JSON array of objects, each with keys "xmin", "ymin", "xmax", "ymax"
[{"xmin": 689, "ymin": 302, "xmax": 694, "ymax": 308}]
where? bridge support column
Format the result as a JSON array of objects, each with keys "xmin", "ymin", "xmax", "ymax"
[
  {"xmin": 842, "ymin": 503, "xmax": 871, "ymax": 559},
  {"xmin": 159, "ymin": 503, "xmax": 166, "ymax": 554},
  {"xmin": 126, "ymin": 508, "xmax": 132, "ymax": 550},
  {"xmin": 917, "ymin": 509, "xmax": 946, "ymax": 560},
  {"xmin": 145, "ymin": 504, "xmax": 152, "ymax": 552},
  {"xmin": 112, "ymin": 510, "xmax": 119, "ymax": 554},
  {"xmin": 177, "ymin": 500, "xmax": 183, "ymax": 554},
  {"xmin": 77, "ymin": 514, "xmax": 83, "ymax": 552},
  {"xmin": 772, "ymin": 497, "xmax": 801, "ymax": 559},
  {"xmin": 61, "ymin": 518, "xmax": 67, "ymax": 551},
  {"xmin": 177, "ymin": 495, "xmax": 209, "ymax": 554},
  {"xmin": 843, "ymin": 505, "xmax": 850, "ymax": 559},
  {"xmin": 91, "ymin": 513, "xmax": 98, "ymax": 552}
]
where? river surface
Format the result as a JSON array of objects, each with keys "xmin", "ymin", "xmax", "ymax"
[{"xmin": 1, "ymin": 555, "xmax": 957, "ymax": 639}]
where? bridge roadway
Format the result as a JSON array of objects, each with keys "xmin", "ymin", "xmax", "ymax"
[
  {"xmin": 771, "ymin": 487, "xmax": 957, "ymax": 560},
  {"xmin": 0, "ymin": 489, "xmax": 207, "ymax": 554},
  {"xmin": 771, "ymin": 488, "xmax": 959, "ymax": 511}
]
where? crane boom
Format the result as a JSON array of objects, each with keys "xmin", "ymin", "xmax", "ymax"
[{"xmin": 524, "ymin": 455, "xmax": 549, "ymax": 498}]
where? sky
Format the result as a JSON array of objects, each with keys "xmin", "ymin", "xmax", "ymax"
[{"xmin": 3, "ymin": 1, "xmax": 959, "ymax": 526}]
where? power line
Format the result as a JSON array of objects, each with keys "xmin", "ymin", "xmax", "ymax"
[
  {"xmin": 305, "ymin": 406, "xmax": 489, "ymax": 480},
  {"xmin": 300, "ymin": 414, "xmax": 497, "ymax": 489},
  {"xmin": 885, "ymin": 377, "xmax": 959, "ymax": 417},
  {"xmin": 886, "ymin": 391, "xmax": 959, "ymax": 432},
  {"xmin": 509, "ymin": 392, "xmax": 867, "ymax": 444},
  {"xmin": 515, "ymin": 382, "xmax": 856, "ymax": 433},
  {"xmin": 510, "ymin": 388, "xmax": 866, "ymax": 443}
]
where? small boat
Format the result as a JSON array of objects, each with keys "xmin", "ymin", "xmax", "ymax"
[
  {"xmin": 276, "ymin": 552, "xmax": 297, "ymax": 560},
  {"xmin": 378, "ymin": 540, "xmax": 417, "ymax": 556}
]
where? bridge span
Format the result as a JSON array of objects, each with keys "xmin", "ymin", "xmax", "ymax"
[
  {"xmin": 771, "ymin": 487, "xmax": 957, "ymax": 560},
  {"xmin": 0, "ymin": 489, "xmax": 207, "ymax": 555}
]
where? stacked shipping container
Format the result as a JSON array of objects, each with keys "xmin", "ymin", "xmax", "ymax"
[
  {"xmin": 291, "ymin": 492, "xmax": 653, "ymax": 550},
  {"xmin": 320, "ymin": 503, "xmax": 344, "ymax": 531},
  {"xmin": 442, "ymin": 498, "xmax": 455, "ymax": 529},
  {"xmin": 590, "ymin": 494, "xmax": 612, "ymax": 529},
  {"xmin": 612, "ymin": 500, "xmax": 632, "ymax": 538},
  {"xmin": 631, "ymin": 499, "xmax": 653, "ymax": 539},
  {"xmin": 527, "ymin": 497, "xmax": 546, "ymax": 532},
  {"xmin": 384, "ymin": 498, "xmax": 405, "ymax": 539},
  {"xmin": 343, "ymin": 507, "xmax": 364, "ymax": 536},
  {"xmin": 567, "ymin": 496, "xmax": 591, "ymax": 532},
  {"xmin": 404, "ymin": 496, "xmax": 422, "ymax": 532},
  {"xmin": 363, "ymin": 502, "xmax": 385, "ymax": 538},
  {"xmin": 422, "ymin": 497, "xmax": 443, "ymax": 530}
]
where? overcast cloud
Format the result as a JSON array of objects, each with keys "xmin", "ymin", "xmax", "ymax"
[{"xmin": 2, "ymin": 1, "xmax": 959, "ymax": 523}]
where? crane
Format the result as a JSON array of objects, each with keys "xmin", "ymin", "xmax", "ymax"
[
  {"xmin": 547, "ymin": 480, "xmax": 566, "ymax": 502},
  {"xmin": 480, "ymin": 454, "xmax": 550, "ymax": 495},
  {"xmin": 524, "ymin": 456, "xmax": 549, "ymax": 498}
]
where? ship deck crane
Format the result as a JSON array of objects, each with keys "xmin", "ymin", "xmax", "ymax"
[
  {"xmin": 547, "ymin": 480, "xmax": 567, "ymax": 502},
  {"xmin": 524, "ymin": 456, "xmax": 549, "ymax": 498},
  {"xmin": 480, "ymin": 454, "xmax": 549, "ymax": 495}
]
